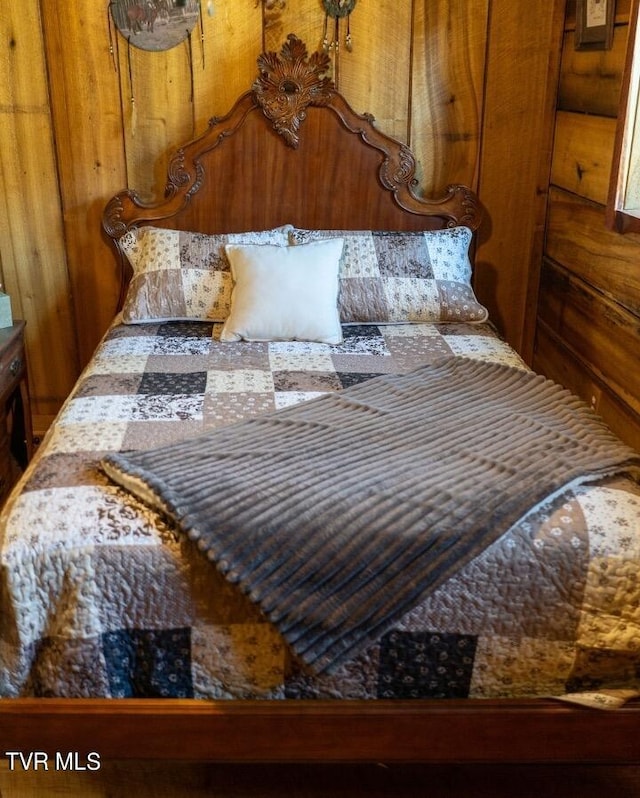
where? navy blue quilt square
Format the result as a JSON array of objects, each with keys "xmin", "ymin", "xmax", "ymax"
[
  {"xmin": 138, "ymin": 371, "xmax": 207, "ymax": 395},
  {"xmin": 377, "ymin": 631, "xmax": 477, "ymax": 699},
  {"xmin": 102, "ymin": 628, "xmax": 193, "ymax": 698},
  {"xmin": 341, "ymin": 325, "xmax": 382, "ymax": 340},
  {"xmin": 337, "ymin": 372, "xmax": 383, "ymax": 389},
  {"xmin": 157, "ymin": 321, "xmax": 214, "ymax": 338}
]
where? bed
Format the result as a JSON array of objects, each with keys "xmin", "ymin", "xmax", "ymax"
[{"xmin": 2, "ymin": 35, "xmax": 640, "ymax": 764}]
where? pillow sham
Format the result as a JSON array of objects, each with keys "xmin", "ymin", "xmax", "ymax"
[
  {"xmin": 289, "ymin": 227, "xmax": 488, "ymax": 324},
  {"xmin": 119, "ymin": 224, "xmax": 293, "ymax": 324},
  {"xmin": 220, "ymin": 239, "xmax": 344, "ymax": 344}
]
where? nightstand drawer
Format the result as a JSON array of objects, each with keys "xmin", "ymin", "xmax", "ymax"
[{"xmin": 0, "ymin": 332, "xmax": 26, "ymax": 400}]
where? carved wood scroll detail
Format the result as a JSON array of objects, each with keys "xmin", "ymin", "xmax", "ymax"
[
  {"xmin": 378, "ymin": 145, "xmax": 416, "ymax": 192},
  {"xmin": 253, "ymin": 34, "xmax": 334, "ymax": 148}
]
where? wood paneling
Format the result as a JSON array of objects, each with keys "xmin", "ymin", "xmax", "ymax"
[
  {"xmin": 557, "ymin": 26, "xmax": 627, "ymax": 117},
  {"xmin": 193, "ymin": 2, "xmax": 264, "ymax": 133},
  {"xmin": 474, "ymin": 0, "xmax": 565, "ymax": 358},
  {"xmin": 41, "ymin": 0, "xmax": 128, "ymax": 375},
  {"xmin": 534, "ymin": 321, "xmax": 640, "ymax": 451},
  {"xmin": 336, "ymin": 0, "xmax": 413, "ymax": 143},
  {"xmin": 118, "ymin": 44, "xmax": 195, "ymax": 201},
  {"xmin": 537, "ymin": 259, "xmax": 640, "ymax": 415},
  {"xmin": 411, "ymin": 0, "xmax": 489, "ymax": 194},
  {"xmin": 546, "ymin": 187, "xmax": 640, "ymax": 315},
  {"xmin": 263, "ymin": 0, "xmax": 324, "ymax": 57},
  {"xmin": 0, "ymin": 1, "xmax": 78, "ymax": 424},
  {"xmin": 551, "ymin": 111, "xmax": 616, "ymax": 204},
  {"xmin": 534, "ymin": 1, "xmax": 640, "ymax": 449}
]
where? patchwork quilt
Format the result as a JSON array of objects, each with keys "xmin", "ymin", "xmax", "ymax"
[{"xmin": 1, "ymin": 318, "xmax": 639, "ymax": 702}]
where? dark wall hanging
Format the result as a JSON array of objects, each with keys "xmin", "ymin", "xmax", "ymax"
[
  {"xmin": 109, "ymin": 0, "xmax": 201, "ymax": 52},
  {"xmin": 322, "ymin": 0, "xmax": 356, "ymax": 52}
]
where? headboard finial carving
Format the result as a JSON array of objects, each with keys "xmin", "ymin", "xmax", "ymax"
[{"xmin": 253, "ymin": 33, "xmax": 334, "ymax": 148}]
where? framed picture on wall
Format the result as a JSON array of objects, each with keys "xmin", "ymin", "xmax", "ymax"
[{"xmin": 575, "ymin": 0, "xmax": 615, "ymax": 50}]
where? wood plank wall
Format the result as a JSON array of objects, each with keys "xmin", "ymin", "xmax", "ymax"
[
  {"xmin": 534, "ymin": 0, "xmax": 640, "ymax": 450},
  {"xmin": 1, "ymin": 1, "xmax": 563, "ymax": 433}
]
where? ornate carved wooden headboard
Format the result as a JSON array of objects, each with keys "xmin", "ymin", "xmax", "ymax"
[{"xmin": 103, "ymin": 35, "xmax": 481, "ymax": 304}]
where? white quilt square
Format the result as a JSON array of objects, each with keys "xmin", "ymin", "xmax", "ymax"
[{"xmin": 205, "ymin": 369, "xmax": 274, "ymax": 394}]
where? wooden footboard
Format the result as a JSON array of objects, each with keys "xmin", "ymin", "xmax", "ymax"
[{"xmin": 1, "ymin": 699, "xmax": 639, "ymax": 764}]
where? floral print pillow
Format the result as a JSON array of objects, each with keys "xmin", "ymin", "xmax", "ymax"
[
  {"xmin": 289, "ymin": 227, "xmax": 488, "ymax": 324},
  {"xmin": 119, "ymin": 225, "xmax": 293, "ymax": 324}
]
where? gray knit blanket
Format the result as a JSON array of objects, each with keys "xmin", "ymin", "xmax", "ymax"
[{"xmin": 102, "ymin": 357, "xmax": 640, "ymax": 673}]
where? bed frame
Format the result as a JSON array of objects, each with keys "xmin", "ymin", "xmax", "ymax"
[{"xmin": 2, "ymin": 35, "xmax": 639, "ymax": 766}]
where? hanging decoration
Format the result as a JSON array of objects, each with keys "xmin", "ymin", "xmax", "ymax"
[
  {"xmin": 108, "ymin": 1, "xmax": 209, "ymax": 134},
  {"xmin": 322, "ymin": 0, "xmax": 357, "ymax": 54},
  {"xmin": 109, "ymin": 0, "xmax": 201, "ymax": 53},
  {"xmin": 254, "ymin": 34, "xmax": 333, "ymax": 149}
]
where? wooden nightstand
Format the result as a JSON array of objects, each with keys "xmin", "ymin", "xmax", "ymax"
[{"xmin": 0, "ymin": 322, "xmax": 33, "ymax": 505}]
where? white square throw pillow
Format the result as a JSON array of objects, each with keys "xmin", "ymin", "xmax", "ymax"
[{"xmin": 221, "ymin": 239, "xmax": 344, "ymax": 344}]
